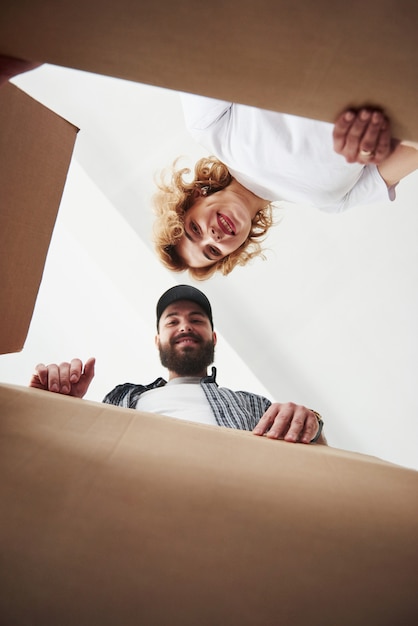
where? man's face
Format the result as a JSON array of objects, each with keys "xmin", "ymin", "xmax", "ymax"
[{"xmin": 156, "ymin": 300, "xmax": 216, "ymax": 377}]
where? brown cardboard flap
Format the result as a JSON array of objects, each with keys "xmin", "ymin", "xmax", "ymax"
[
  {"xmin": 0, "ymin": 0, "xmax": 417, "ymax": 139},
  {"xmin": 0, "ymin": 83, "xmax": 78, "ymax": 355},
  {"xmin": 1, "ymin": 383, "xmax": 417, "ymax": 625}
]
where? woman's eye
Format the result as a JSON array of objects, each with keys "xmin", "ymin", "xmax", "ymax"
[
  {"xmin": 191, "ymin": 222, "xmax": 199, "ymax": 234},
  {"xmin": 209, "ymin": 246, "xmax": 221, "ymax": 257}
]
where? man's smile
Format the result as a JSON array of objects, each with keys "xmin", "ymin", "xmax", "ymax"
[{"xmin": 173, "ymin": 333, "xmax": 201, "ymax": 346}]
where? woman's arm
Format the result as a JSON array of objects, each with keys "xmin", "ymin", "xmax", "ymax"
[{"xmin": 377, "ymin": 141, "xmax": 418, "ymax": 187}]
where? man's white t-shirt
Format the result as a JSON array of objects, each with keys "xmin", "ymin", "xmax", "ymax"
[{"xmin": 136, "ymin": 377, "xmax": 217, "ymax": 426}]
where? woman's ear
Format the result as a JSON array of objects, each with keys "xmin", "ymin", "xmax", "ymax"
[{"xmin": 193, "ymin": 186, "xmax": 210, "ymax": 199}]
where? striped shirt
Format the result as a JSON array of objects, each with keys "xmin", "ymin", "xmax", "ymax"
[{"xmin": 102, "ymin": 367, "xmax": 271, "ymax": 431}]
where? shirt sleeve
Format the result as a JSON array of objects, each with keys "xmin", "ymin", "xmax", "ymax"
[
  {"xmin": 319, "ymin": 164, "xmax": 397, "ymax": 213},
  {"xmin": 235, "ymin": 391, "xmax": 272, "ymax": 427},
  {"xmin": 179, "ymin": 92, "xmax": 232, "ymax": 131},
  {"xmin": 102, "ymin": 383, "xmax": 140, "ymax": 408}
]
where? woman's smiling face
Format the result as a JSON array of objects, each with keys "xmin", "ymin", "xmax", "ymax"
[{"xmin": 175, "ymin": 185, "xmax": 256, "ymax": 268}]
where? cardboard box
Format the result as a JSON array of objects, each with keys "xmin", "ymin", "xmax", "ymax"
[
  {"xmin": 0, "ymin": 82, "xmax": 78, "ymax": 354},
  {"xmin": 0, "ymin": 0, "xmax": 417, "ymax": 139},
  {"xmin": 0, "ymin": 3, "xmax": 418, "ymax": 623},
  {"xmin": 1, "ymin": 383, "xmax": 417, "ymax": 625}
]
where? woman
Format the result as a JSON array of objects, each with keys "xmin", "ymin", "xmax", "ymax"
[{"xmin": 154, "ymin": 93, "xmax": 418, "ymax": 280}]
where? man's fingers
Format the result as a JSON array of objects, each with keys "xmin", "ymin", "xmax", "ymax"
[
  {"xmin": 69, "ymin": 358, "xmax": 83, "ymax": 383},
  {"xmin": 46, "ymin": 362, "xmax": 71, "ymax": 394},
  {"xmin": 263, "ymin": 403, "xmax": 299, "ymax": 440},
  {"xmin": 265, "ymin": 409, "xmax": 291, "ymax": 439},
  {"xmin": 254, "ymin": 403, "xmax": 303, "ymax": 440},
  {"xmin": 34, "ymin": 363, "xmax": 48, "ymax": 386},
  {"xmin": 299, "ymin": 413, "xmax": 320, "ymax": 444},
  {"xmin": 45, "ymin": 363, "xmax": 60, "ymax": 392},
  {"xmin": 69, "ymin": 357, "xmax": 96, "ymax": 398},
  {"xmin": 57, "ymin": 362, "xmax": 72, "ymax": 394},
  {"xmin": 307, "ymin": 420, "xmax": 320, "ymax": 443},
  {"xmin": 82, "ymin": 357, "xmax": 96, "ymax": 384},
  {"xmin": 253, "ymin": 404, "xmax": 322, "ymax": 445},
  {"xmin": 252, "ymin": 410, "xmax": 273, "ymax": 435},
  {"xmin": 29, "ymin": 363, "xmax": 47, "ymax": 389},
  {"xmin": 29, "ymin": 358, "xmax": 93, "ymax": 396},
  {"xmin": 281, "ymin": 406, "xmax": 308, "ymax": 442}
]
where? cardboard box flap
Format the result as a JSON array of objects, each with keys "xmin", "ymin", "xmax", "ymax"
[
  {"xmin": 0, "ymin": 0, "xmax": 417, "ymax": 139},
  {"xmin": 1, "ymin": 383, "xmax": 417, "ymax": 625},
  {"xmin": 0, "ymin": 82, "xmax": 78, "ymax": 355}
]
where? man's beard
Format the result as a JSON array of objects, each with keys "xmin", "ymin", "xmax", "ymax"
[{"xmin": 159, "ymin": 335, "xmax": 215, "ymax": 377}]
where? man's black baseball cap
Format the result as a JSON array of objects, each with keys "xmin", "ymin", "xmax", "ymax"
[{"xmin": 156, "ymin": 285, "xmax": 214, "ymax": 329}]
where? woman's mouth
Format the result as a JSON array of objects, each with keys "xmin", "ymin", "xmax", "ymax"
[{"xmin": 217, "ymin": 213, "xmax": 236, "ymax": 235}]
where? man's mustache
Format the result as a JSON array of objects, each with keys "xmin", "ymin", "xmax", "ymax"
[{"xmin": 171, "ymin": 332, "xmax": 201, "ymax": 345}]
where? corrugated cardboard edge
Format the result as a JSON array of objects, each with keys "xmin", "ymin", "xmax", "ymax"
[
  {"xmin": 0, "ymin": 82, "xmax": 78, "ymax": 354},
  {"xmin": 0, "ymin": 0, "xmax": 417, "ymax": 139},
  {"xmin": 1, "ymin": 383, "xmax": 417, "ymax": 625}
]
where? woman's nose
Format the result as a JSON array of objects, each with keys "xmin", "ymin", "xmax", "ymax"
[{"xmin": 210, "ymin": 226, "xmax": 222, "ymax": 241}]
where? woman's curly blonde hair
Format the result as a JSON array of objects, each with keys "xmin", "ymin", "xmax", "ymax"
[{"xmin": 153, "ymin": 156, "xmax": 274, "ymax": 280}]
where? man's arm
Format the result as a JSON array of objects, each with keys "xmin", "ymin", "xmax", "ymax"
[
  {"xmin": 252, "ymin": 402, "xmax": 328, "ymax": 445},
  {"xmin": 29, "ymin": 357, "xmax": 95, "ymax": 398}
]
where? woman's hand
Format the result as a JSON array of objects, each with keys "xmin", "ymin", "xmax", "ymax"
[{"xmin": 333, "ymin": 107, "xmax": 394, "ymax": 165}]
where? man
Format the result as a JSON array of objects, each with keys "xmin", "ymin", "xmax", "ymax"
[{"xmin": 29, "ymin": 285, "xmax": 327, "ymax": 445}]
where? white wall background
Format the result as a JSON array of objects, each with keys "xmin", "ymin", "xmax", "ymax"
[{"xmin": 1, "ymin": 64, "xmax": 417, "ymax": 471}]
